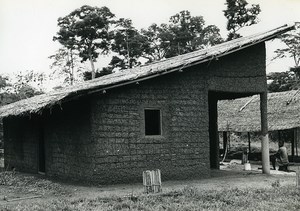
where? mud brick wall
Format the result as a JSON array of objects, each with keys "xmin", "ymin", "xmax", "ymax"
[
  {"xmin": 43, "ymin": 99, "xmax": 93, "ymax": 180},
  {"xmin": 89, "ymin": 69, "xmax": 210, "ymax": 184},
  {"xmin": 86, "ymin": 43, "xmax": 266, "ymax": 184},
  {"xmin": 41, "ymin": 69, "xmax": 210, "ymax": 184},
  {"xmin": 208, "ymin": 42, "xmax": 266, "ymax": 93},
  {"xmin": 3, "ymin": 116, "xmax": 39, "ymax": 172}
]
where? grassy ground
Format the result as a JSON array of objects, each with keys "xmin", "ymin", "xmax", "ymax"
[
  {"xmin": 3, "ymin": 185, "xmax": 300, "ymax": 211},
  {"xmin": 0, "ymin": 168, "xmax": 299, "ymax": 211}
]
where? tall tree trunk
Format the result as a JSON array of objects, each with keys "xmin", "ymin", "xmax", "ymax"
[
  {"xmin": 70, "ymin": 50, "xmax": 74, "ymax": 85},
  {"xmin": 88, "ymin": 48, "xmax": 95, "ymax": 79},
  {"xmin": 126, "ymin": 31, "xmax": 131, "ymax": 68}
]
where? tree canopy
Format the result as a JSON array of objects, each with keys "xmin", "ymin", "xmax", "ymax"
[
  {"xmin": 109, "ymin": 18, "xmax": 148, "ymax": 69},
  {"xmin": 52, "ymin": 3, "xmax": 265, "ymax": 82},
  {"xmin": 54, "ymin": 5, "xmax": 115, "ymax": 79},
  {"xmin": 274, "ymin": 31, "xmax": 300, "ymax": 68},
  {"xmin": 223, "ymin": 0, "xmax": 261, "ymax": 40},
  {"xmin": 267, "ymin": 71, "xmax": 299, "ymax": 93},
  {"xmin": 140, "ymin": 10, "xmax": 223, "ymax": 62},
  {"xmin": 83, "ymin": 10, "xmax": 224, "ymax": 78},
  {"xmin": 0, "ymin": 71, "xmax": 44, "ymax": 106},
  {"xmin": 49, "ymin": 47, "xmax": 83, "ymax": 85},
  {"xmin": 268, "ymin": 29, "xmax": 300, "ymax": 93}
]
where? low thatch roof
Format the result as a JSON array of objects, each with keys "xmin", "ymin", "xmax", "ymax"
[
  {"xmin": 0, "ymin": 24, "xmax": 295, "ymax": 118},
  {"xmin": 218, "ymin": 90, "xmax": 300, "ymax": 132}
]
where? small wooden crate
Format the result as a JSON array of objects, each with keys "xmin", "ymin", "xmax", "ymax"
[{"xmin": 143, "ymin": 169, "xmax": 162, "ymax": 193}]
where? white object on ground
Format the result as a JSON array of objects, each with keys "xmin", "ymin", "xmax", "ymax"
[{"xmin": 244, "ymin": 163, "xmax": 251, "ymax": 171}]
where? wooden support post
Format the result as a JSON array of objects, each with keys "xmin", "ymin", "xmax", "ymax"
[
  {"xmin": 296, "ymin": 128, "xmax": 299, "ymax": 157},
  {"xmin": 223, "ymin": 131, "xmax": 227, "ymax": 151},
  {"xmin": 292, "ymin": 128, "xmax": 296, "ymax": 162},
  {"xmin": 260, "ymin": 92, "xmax": 270, "ymax": 174},
  {"xmin": 227, "ymin": 132, "xmax": 231, "ymax": 151},
  {"xmin": 248, "ymin": 132, "xmax": 251, "ymax": 159}
]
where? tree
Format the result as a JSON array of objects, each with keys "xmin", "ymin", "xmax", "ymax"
[
  {"xmin": 11, "ymin": 71, "xmax": 44, "ymax": 99},
  {"xmin": 224, "ymin": 0, "xmax": 261, "ymax": 40},
  {"xmin": 269, "ymin": 30, "xmax": 300, "ymax": 92},
  {"xmin": 274, "ymin": 31, "xmax": 300, "ymax": 74},
  {"xmin": 0, "ymin": 76, "xmax": 14, "ymax": 105},
  {"xmin": 139, "ymin": 23, "xmax": 170, "ymax": 62},
  {"xmin": 101, "ymin": 10, "xmax": 223, "ymax": 71},
  {"xmin": 140, "ymin": 10, "xmax": 223, "ymax": 62},
  {"xmin": 54, "ymin": 5, "xmax": 115, "ymax": 79},
  {"xmin": 267, "ymin": 71, "xmax": 299, "ymax": 92},
  {"xmin": 167, "ymin": 11, "xmax": 223, "ymax": 56},
  {"xmin": 137, "ymin": 10, "xmax": 223, "ymax": 62},
  {"xmin": 0, "ymin": 76, "xmax": 8, "ymax": 90},
  {"xmin": 49, "ymin": 47, "xmax": 83, "ymax": 85},
  {"xmin": 109, "ymin": 18, "xmax": 148, "ymax": 69},
  {"xmin": 83, "ymin": 67, "xmax": 113, "ymax": 81},
  {"xmin": 0, "ymin": 72, "xmax": 44, "ymax": 105}
]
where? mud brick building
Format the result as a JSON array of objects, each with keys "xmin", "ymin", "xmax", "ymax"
[{"xmin": 0, "ymin": 25, "xmax": 294, "ymax": 184}]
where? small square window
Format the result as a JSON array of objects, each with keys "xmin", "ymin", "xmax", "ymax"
[{"xmin": 144, "ymin": 109, "xmax": 161, "ymax": 136}]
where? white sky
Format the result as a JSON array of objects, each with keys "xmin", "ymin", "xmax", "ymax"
[{"xmin": 0, "ymin": 0, "xmax": 300, "ymax": 76}]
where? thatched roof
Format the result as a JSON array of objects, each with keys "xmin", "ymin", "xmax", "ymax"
[
  {"xmin": 218, "ymin": 90, "xmax": 300, "ymax": 132},
  {"xmin": 0, "ymin": 24, "xmax": 295, "ymax": 118}
]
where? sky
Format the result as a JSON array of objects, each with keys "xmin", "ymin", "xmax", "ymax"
[{"xmin": 0, "ymin": 0, "xmax": 300, "ymax": 77}]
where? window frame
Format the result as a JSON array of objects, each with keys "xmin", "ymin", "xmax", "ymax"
[{"xmin": 144, "ymin": 108, "xmax": 163, "ymax": 137}]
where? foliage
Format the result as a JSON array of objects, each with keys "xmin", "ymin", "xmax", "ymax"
[
  {"xmin": 271, "ymin": 179, "xmax": 281, "ymax": 188},
  {"xmin": 0, "ymin": 77, "xmax": 19, "ymax": 106},
  {"xmin": 166, "ymin": 10, "xmax": 223, "ymax": 56},
  {"xmin": 140, "ymin": 23, "xmax": 171, "ymax": 62},
  {"xmin": 267, "ymin": 71, "xmax": 300, "ymax": 92},
  {"xmin": 224, "ymin": 0, "xmax": 261, "ymax": 40},
  {"xmin": 12, "ymin": 71, "xmax": 44, "ymax": 98},
  {"xmin": 269, "ymin": 30, "xmax": 300, "ymax": 93},
  {"xmin": 0, "ymin": 71, "xmax": 44, "ymax": 106},
  {"xmin": 83, "ymin": 67, "xmax": 113, "ymax": 81},
  {"xmin": 0, "ymin": 170, "xmax": 16, "ymax": 185},
  {"xmin": 0, "ymin": 76, "xmax": 8, "ymax": 90},
  {"xmin": 109, "ymin": 18, "xmax": 147, "ymax": 69},
  {"xmin": 91, "ymin": 10, "xmax": 223, "ymax": 76},
  {"xmin": 54, "ymin": 5, "xmax": 116, "ymax": 79},
  {"xmin": 49, "ymin": 47, "xmax": 83, "ymax": 85},
  {"xmin": 274, "ymin": 31, "xmax": 300, "ymax": 68},
  {"xmin": 140, "ymin": 10, "xmax": 223, "ymax": 62},
  {"xmin": 107, "ymin": 11, "xmax": 223, "ymax": 70}
]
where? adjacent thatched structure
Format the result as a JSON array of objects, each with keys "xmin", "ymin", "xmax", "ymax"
[
  {"xmin": 0, "ymin": 24, "xmax": 295, "ymax": 184},
  {"xmin": 218, "ymin": 90, "xmax": 300, "ymax": 132},
  {"xmin": 218, "ymin": 89, "xmax": 300, "ymax": 160}
]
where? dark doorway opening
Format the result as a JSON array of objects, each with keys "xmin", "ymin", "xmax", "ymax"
[{"xmin": 38, "ymin": 126, "xmax": 45, "ymax": 174}]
